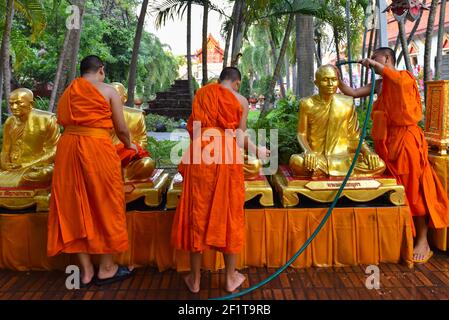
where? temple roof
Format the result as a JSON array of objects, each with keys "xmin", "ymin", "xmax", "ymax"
[{"xmin": 195, "ymin": 33, "xmax": 224, "ymax": 57}]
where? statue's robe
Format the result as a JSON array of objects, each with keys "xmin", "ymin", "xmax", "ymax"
[
  {"xmin": 0, "ymin": 109, "xmax": 60, "ymax": 187},
  {"xmin": 290, "ymin": 94, "xmax": 385, "ymax": 177}
]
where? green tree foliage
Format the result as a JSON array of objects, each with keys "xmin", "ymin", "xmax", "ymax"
[
  {"xmin": 2, "ymin": 0, "xmax": 179, "ymax": 97},
  {"xmin": 252, "ymin": 75, "xmax": 271, "ymax": 96},
  {"xmin": 240, "ymin": 75, "xmax": 250, "ymax": 98},
  {"xmin": 136, "ymin": 33, "xmax": 178, "ymax": 100},
  {"xmin": 250, "ymin": 96, "xmax": 300, "ymax": 164}
]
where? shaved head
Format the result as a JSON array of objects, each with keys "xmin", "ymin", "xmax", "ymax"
[
  {"xmin": 373, "ymin": 47, "xmax": 396, "ymax": 65},
  {"xmin": 219, "ymin": 67, "xmax": 242, "ymax": 82},
  {"xmin": 80, "ymin": 55, "xmax": 104, "ymax": 76}
]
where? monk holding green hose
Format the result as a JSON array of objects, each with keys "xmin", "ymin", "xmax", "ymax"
[{"xmin": 337, "ymin": 47, "xmax": 449, "ymax": 264}]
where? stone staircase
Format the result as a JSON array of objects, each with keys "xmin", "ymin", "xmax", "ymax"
[{"xmin": 146, "ymin": 80, "xmax": 192, "ymax": 120}]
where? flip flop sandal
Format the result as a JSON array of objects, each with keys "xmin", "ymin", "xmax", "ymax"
[
  {"xmin": 94, "ymin": 266, "xmax": 135, "ymax": 286},
  {"xmin": 413, "ymin": 250, "xmax": 434, "ymax": 264},
  {"xmin": 80, "ymin": 275, "xmax": 95, "ymax": 288}
]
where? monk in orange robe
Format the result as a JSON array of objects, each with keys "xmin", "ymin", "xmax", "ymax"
[
  {"xmin": 47, "ymin": 56, "xmax": 137, "ymax": 286},
  {"xmin": 171, "ymin": 67, "xmax": 269, "ymax": 293},
  {"xmin": 338, "ymin": 47, "xmax": 449, "ymax": 263}
]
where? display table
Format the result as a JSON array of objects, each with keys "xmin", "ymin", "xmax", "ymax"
[
  {"xmin": 428, "ymin": 153, "xmax": 449, "ymax": 251},
  {"xmin": 0, "ymin": 207, "xmax": 413, "ymax": 271}
]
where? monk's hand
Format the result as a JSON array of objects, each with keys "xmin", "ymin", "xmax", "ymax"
[
  {"xmin": 257, "ymin": 146, "xmax": 271, "ymax": 161},
  {"xmin": 304, "ymin": 152, "xmax": 319, "ymax": 172},
  {"xmin": 365, "ymin": 153, "xmax": 380, "ymax": 170},
  {"xmin": 128, "ymin": 143, "xmax": 139, "ymax": 154},
  {"xmin": 359, "ymin": 58, "xmax": 376, "ymax": 69}
]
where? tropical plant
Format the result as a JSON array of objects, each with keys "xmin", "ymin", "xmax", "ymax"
[
  {"xmin": 263, "ymin": 13, "xmax": 294, "ymax": 111},
  {"xmin": 152, "ymin": 0, "xmax": 225, "ymax": 98},
  {"xmin": 239, "ymin": 74, "xmax": 250, "ymax": 97},
  {"xmin": 14, "ymin": 0, "xmax": 47, "ymax": 40},
  {"xmin": 136, "ymin": 33, "xmax": 179, "ymax": 100},
  {"xmin": 147, "ymin": 137, "xmax": 179, "ymax": 167},
  {"xmin": 250, "ymin": 96, "xmax": 300, "ymax": 164},
  {"xmin": 34, "ymin": 96, "xmax": 50, "ymax": 111}
]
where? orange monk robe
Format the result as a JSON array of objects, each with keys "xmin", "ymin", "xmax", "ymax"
[
  {"xmin": 47, "ymin": 78, "xmax": 128, "ymax": 256},
  {"xmin": 171, "ymin": 83, "xmax": 245, "ymax": 254},
  {"xmin": 371, "ymin": 67, "xmax": 449, "ymax": 230},
  {"xmin": 115, "ymin": 143, "xmax": 150, "ymax": 167}
]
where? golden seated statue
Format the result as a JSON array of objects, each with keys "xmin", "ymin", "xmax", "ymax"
[
  {"xmin": 0, "ymin": 88, "xmax": 60, "ymax": 211},
  {"xmin": 110, "ymin": 82, "xmax": 168, "ymax": 207},
  {"xmin": 273, "ymin": 65, "xmax": 405, "ymax": 207},
  {"xmin": 242, "ymin": 154, "xmax": 273, "ymax": 206}
]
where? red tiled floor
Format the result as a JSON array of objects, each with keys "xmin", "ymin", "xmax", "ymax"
[{"xmin": 1, "ymin": 252, "xmax": 449, "ymax": 300}]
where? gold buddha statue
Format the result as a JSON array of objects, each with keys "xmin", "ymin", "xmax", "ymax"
[
  {"xmin": 244, "ymin": 154, "xmax": 262, "ymax": 180},
  {"xmin": 289, "ymin": 65, "xmax": 386, "ymax": 177},
  {"xmin": 0, "ymin": 88, "xmax": 60, "ymax": 188},
  {"xmin": 110, "ymin": 82, "xmax": 155, "ymax": 181}
]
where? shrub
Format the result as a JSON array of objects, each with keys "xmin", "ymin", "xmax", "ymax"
[
  {"xmin": 249, "ymin": 96, "xmax": 300, "ymax": 165},
  {"xmin": 34, "ymin": 97, "xmax": 50, "ymax": 112},
  {"xmin": 356, "ymin": 105, "xmax": 374, "ymax": 148},
  {"xmin": 247, "ymin": 110, "xmax": 260, "ymax": 129},
  {"xmin": 145, "ymin": 114, "xmax": 182, "ymax": 132}
]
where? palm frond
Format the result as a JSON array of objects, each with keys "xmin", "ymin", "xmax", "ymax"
[
  {"xmin": 14, "ymin": 0, "xmax": 47, "ymax": 42},
  {"xmin": 151, "ymin": 0, "xmax": 227, "ymax": 29}
]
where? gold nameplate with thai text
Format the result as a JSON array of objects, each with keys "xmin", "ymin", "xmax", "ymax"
[
  {"xmin": 305, "ymin": 180, "xmax": 381, "ymax": 191},
  {"xmin": 0, "ymin": 190, "xmax": 35, "ymax": 198},
  {"xmin": 272, "ymin": 166, "xmax": 406, "ymax": 207}
]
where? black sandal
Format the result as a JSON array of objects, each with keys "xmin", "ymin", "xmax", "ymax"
[
  {"xmin": 79, "ymin": 268, "xmax": 96, "ymax": 288},
  {"xmin": 94, "ymin": 266, "xmax": 135, "ymax": 286},
  {"xmin": 80, "ymin": 275, "xmax": 95, "ymax": 288}
]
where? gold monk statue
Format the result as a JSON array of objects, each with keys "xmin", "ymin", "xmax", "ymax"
[
  {"xmin": 0, "ymin": 88, "xmax": 60, "ymax": 187},
  {"xmin": 110, "ymin": 82, "xmax": 155, "ymax": 181},
  {"xmin": 289, "ymin": 65, "xmax": 386, "ymax": 177},
  {"xmin": 244, "ymin": 155, "xmax": 262, "ymax": 180}
]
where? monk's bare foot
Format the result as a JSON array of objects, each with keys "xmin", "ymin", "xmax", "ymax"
[
  {"xmin": 225, "ymin": 271, "xmax": 246, "ymax": 293},
  {"xmin": 97, "ymin": 264, "xmax": 119, "ymax": 280},
  {"xmin": 81, "ymin": 264, "xmax": 95, "ymax": 285},
  {"xmin": 413, "ymin": 240, "xmax": 431, "ymax": 262},
  {"xmin": 184, "ymin": 274, "xmax": 200, "ymax": 293}
]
